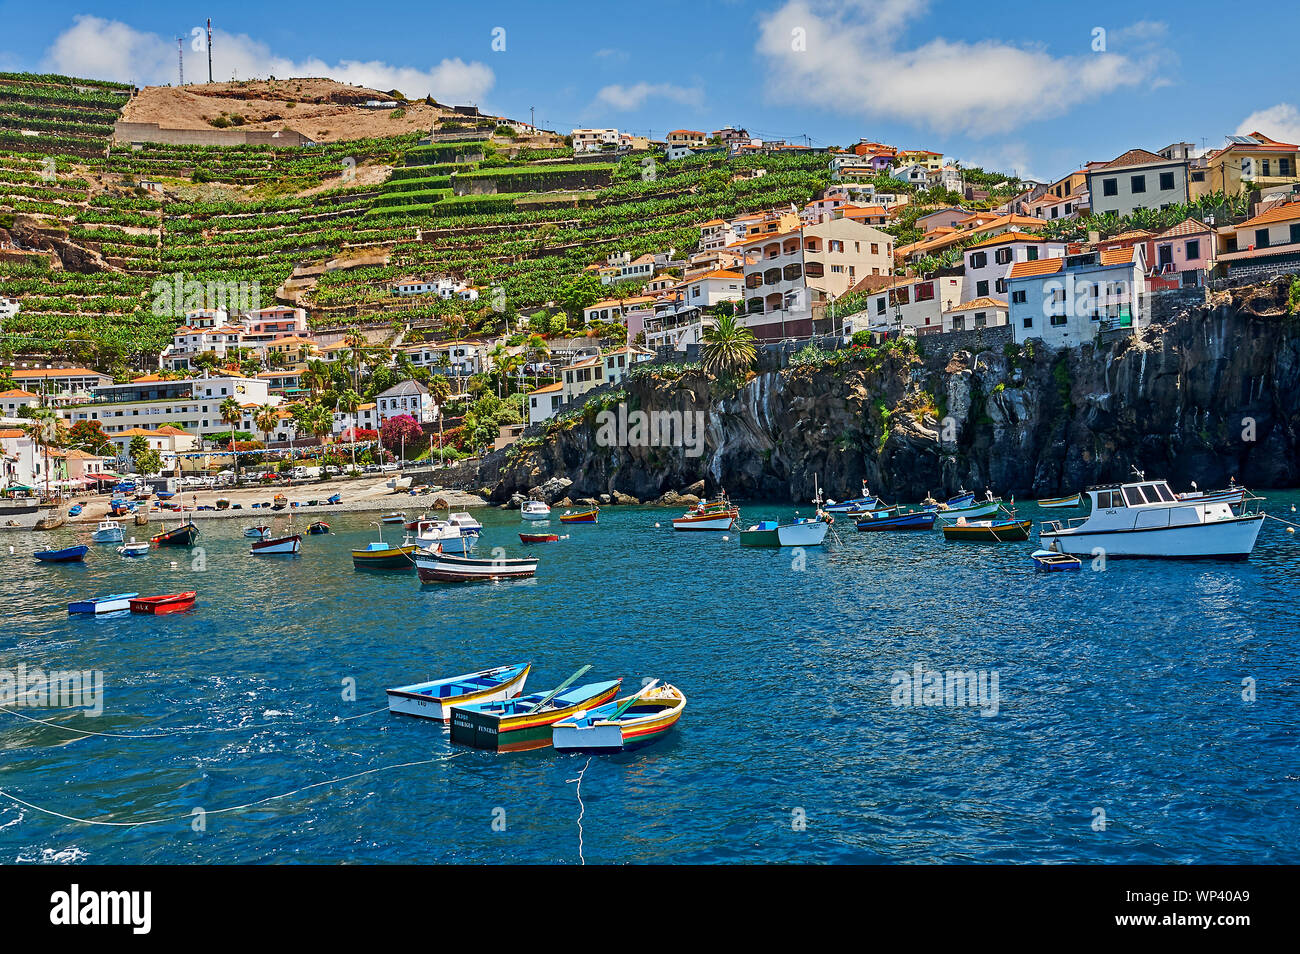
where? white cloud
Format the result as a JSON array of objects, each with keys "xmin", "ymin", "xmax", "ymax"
[
  {"xmin": 593, "ymin": 81, "xmax": 703, "ymax": 111},
  {"xmin": 954, "ymin": 143, "xmax": 1040, "ymax": 183},
  {"xmin": 1235, "ymin": 104, "xmax": 1300, "ymax": 146},
  {"xmin": 755, "ymin": 0, "xmax": 1167, "ymax": 135},
  {"xmin": 43, "ymin": 15, "xmax": 494, "ymax": 104}
]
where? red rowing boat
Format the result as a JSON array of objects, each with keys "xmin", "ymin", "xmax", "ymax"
[
  {"xmin": 519, "ymin": 532, "xmax": 559, "ymax": 543},
  {"xmin": 129, "ymin": 592, "xmax": 196, "ymax": 614}
]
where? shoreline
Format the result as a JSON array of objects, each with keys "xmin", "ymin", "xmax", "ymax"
[{"xmin": 63, "ymin": 476, "xmax": 489, "ymax": 524}]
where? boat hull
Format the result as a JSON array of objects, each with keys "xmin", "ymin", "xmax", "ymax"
[
  {"xmin": 739, "ymin": 520, "xmax": 827, "ymax": 546},
  {"xmin": 450, "ymin": 682, "xmax": 621, "ymax": 752},
  {"xmin": 856, "ymin": 511, "xmax": 937, "ymax": 532},
  {"xmin": 942, "ymin": 519, "xmax": 1032, "ymax": 542},
  {"xmin": 672, "ymin": 510, "xmax": 737, "ymax": 531},
  {"xmin": 559, "ymin": 509, "xmax": 599, "ymax": 524},
  {"xmin": 414, "ymin": 551, "xmax": 537, "ymax": 583},
  {"xmin": 91, "ymin": 528, "xmax": 124, "ymax": 544},
  {"xmin": 552, "ymin": 691, "xmax": 686, "ymax": 752},
  {"xmin": 69, "ymin": 592, "xmax": 138, "ymax": 614},
  {"xmin": 824, "ymin": 496, "xmax": 877, "ymax": 513},
  {"xmin": 251, "ymin": 534, "xmax": 302, "ymax": 555},
  {"xmin": 520, "ymin": 506, "xmax": 551, "ymax": 520},
  {"xmin": 1040, "ymin": 514, "xmax": 1264, "ymax": 560},
  {"xmin": 386, "ymin": 664, "xmax": 531, "ymax": 722},
  {"xmin": 129, "ymin": 592, "xmax": 196, "ymax": 614},
  {"xmin": 35, "ymin": 545, "xmax": 88, "ymax": 562},
  {"xmin": 351, "ymin": 545, "xmax": 418, "ymax": 569},
  {"xmin": 934, "ymin": 500, "xmax": 1001, "ymax": 521},
  {"xmin": 152, "ymin": 524, "xmax": 199, "ymax": 546},
  {"xmin": 519, "ymin": 532, "xmax": 558, "ymax": 543},
  {"xmin": 1037, "ymin": 493, "xmax": 1081, "ymax": 509}
]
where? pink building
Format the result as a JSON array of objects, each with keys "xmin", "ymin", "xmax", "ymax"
[{"xmin": 1145, "ymin": 218, "xmax": 1214, "ymax": 288}]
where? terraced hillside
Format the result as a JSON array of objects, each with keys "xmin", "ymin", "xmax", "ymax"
[{"xmin": 0, "ymin": 71, "xmax": 834, "ymax": 371}]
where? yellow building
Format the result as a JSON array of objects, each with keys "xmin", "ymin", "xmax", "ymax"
[{"xmin": 1199, "ymin": 131, "xmax": 1299, "ymax": 197}]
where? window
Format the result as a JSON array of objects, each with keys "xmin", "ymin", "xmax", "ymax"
[
  {"xmin": 969, "ymin": 251, "xmax": 987, "ymax": 268},
  {"xmin": 1291, "ymin": 224, "xmax": 1300, "ymax": 245},
  {"xmin": 995, "ymin": 247, "xmax": 1012, "ymax": 265},
  {"xmin": 1011, "ymin": 289, "xmax": 1027, "ymax": 304},
  {"xmin": 1262, "ymin": 159, "xmax": 1271, "ymax": 177},
  {"xmin": 974, "ymin": 312, "xmax": 986, "ymax": 328},
  {"xmin": 1256, "ymin": 228, "xmax": 1271, "ymax": 249},
  {"xmin": 1102, "ymin": 177, "xmax": 1118, "ymax": 196},
  {"xmin": 976, "ymin": 280, "xmax": 989, "ymax": 297},
  {"xmin": 915, "ymin": 282, "xmax": 935, "ymax": 301},
  {"xmin": 1185, "ymin": 239, "xmax": 1200, "ymax": 259},
  {"xmin": 1050, "ymin": 314, "xmax": 1067, "ymax": 326},
  {"xmin": 875, "ymin": 298, "xmax": 886, "ymax": 315},
  {"xmin": 1159, "ymin": 171, "xmax": 1175, "ymax": 191},
  {"xmin": 1191, "ymin": 170, "xmax": 1205, "ymax": 182},
  {"xmin": 1026, "ymin": 246, "xmax": 1039, "ymax": 261},
  {"xmin": 995, "ymin": 278, "xmax": 1007, "ymax": 294},
  {"xmin": 1130, "ymin": 174, "xmax": 1146, "ymax": 193},
  {"xmin": 1281, "ymin": 158, "xmax": 1292, "ymax": 177},
  {"xmin": 870, "ymin": 243, "xmax": 879, "ymax": 255},
  {"xmin": 1023, "ymin": 314, "xmax": 1033, "ymax": 328}
]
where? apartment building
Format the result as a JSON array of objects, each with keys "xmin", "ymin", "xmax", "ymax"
[
  {"xmin": 963, "ymin": 232, "xmax": 1067, "ymax": 302},
  {"xmin": 1007, "ymin": 247, "xmax": 1148, "ymax": 348},
  {"xmin": 847, "ymin": 274, "xmax": 966, "ymax": 336},
  {"xmin": 1087, "ymin": 148, "xmax": 1190, "ymax": 217}
]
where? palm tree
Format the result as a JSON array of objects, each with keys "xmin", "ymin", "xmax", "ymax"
[
  {"xmin": 23, "ymin": 408, "xmax": 64, "ymax": 498},
  {"xmin": 701, "ymin": 314, "xmax": 757, "ymax": 377},
  {"xmin": 254, "ymin": 403, "xmax": 279, "ymax": 449},
  {"xmin": 336, "ymin": 388, "xmax": 361, "ymax": 472},
  {"xmin": 303, "ymin": 359, "xmax": 332, "ymax": 398},
  {"xmin": 219, "ymin": 396, "xmax": 243, "ymax": 484},
  {"xmin": 342, "ymin": 328, "xmax": 367, "ymax": 390}
]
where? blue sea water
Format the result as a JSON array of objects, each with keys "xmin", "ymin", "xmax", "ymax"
[{"xmin": 0, "ymin": 494, "xmax": 1297, "ymax": 864}]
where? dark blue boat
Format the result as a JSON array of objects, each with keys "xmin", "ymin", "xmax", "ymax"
[
  {"xmin": 855, "ymin": 511, "xmax": 938, "ymax": 532},
  {"xmin": 35, "ymin": 544, "xmax": 89, "ymax": 563}
]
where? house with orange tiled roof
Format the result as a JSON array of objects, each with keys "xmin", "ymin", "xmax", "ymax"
[
  {"xmin": 942, "ymin": 297, "xmax": 1009, "ymax": 334},
  {"xmin": 0, "ymin": 388, "xmax": 40, "ymax": 417},
  {"xmin": 1007, "ymin": 246, "xmax": 1148, "ymax": 347},
  {"xmin": 9, "ymin": 367, "xmax": 111, "ymax": 395},
  {"xmin": 964, "ymin": 232, "xmax": 1067, "ymax": 303},
  {"xmin": 1087, "ymin": 148, "xmax": 1191, "ymax": 217},
  {"xmin": 1145, "ymin": 218, "xmax": 1215, "ymax": 286},
  {"xmin": 845, "ymin": 273, "xmax": 965, "ymax": 337},
  {"xmin": 1213, "ymin": 200, "xmax": 1300, "ymax": 281},
  {"xmin": 680, "ymin": 269, "xmax": 743, "ymax": 308},
  {"xmin": 895, "ymin": 213, "xmax": 1049, "ymax": 263},
  {"xmin": 837, "ymin": 204, "xmax": 890, "ymax": 227}
]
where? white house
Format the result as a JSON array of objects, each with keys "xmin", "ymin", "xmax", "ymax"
[
  {"xmin": 1086, "ymin": 148, "xmax": 1190, "ymax": 217},
  {"xmin": 849, "ymin": 275, "xmax": 966, "ymax": 336},
  {"xmin": 1007, "ymin": 247, "xmax": 1148, "ymax": 348},
  {"xmin": 571, "ymin": 128, "xmax": 620, "ymax": 154},
  {"xmin": 942, "ymin": 297, "xmax": 1009, "ymax": 333},
  {"xmin": 375, "ymin": 380, "xmax": 437, "ymax": 424},
  {"xmin": 527, "ymin": 381, "xmax": 563, "ymax": 425},
  {"xmin": 963, "ymin": 232, "xmax": 1067, "ymax": 303},
  {"xmin": 891, "ymin": 162, "xmax": 931, "ymax": 186},
  {"xmin": 680, "ymin": 269, "xmax": 743, "ymax": 308},
  {"xmin": 0, "ymin": 388, "xmax": 40, "ymax": 417}
]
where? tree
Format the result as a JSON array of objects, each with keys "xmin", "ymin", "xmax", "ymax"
[
  {"xmin": 380, "ymin": 414, "xmax": 423, "ymax": 461},
  {"xmin": 254, "ymin": 404, "xmax": 280, "ymax": 448},
  {"xmin": 135, "ymin": 448, "xmax": 163, "ymax": 476},
  {"xmin": 220, "ymin": 396, "xmax": 243, "ymax": 482},
  {"xmin": 557, "ymin": 273, "xmax": 604, "ymax": 320},
  {"xmin": 701, "ymin": 314, "xmax": 758, "ymax": 378},
  {"xmin": 303, "ymin": 359, "xmax": 332, "ymax": 398},
  {"xmin": 68, "ymin": 419, "xmax": 112, "ymax": 456},
  {"xmin": 336, "ymin": 388, "xmax": 361, "ymax": 472},
  {"xmin": 23, "ymin": 408, "xmax": 64, "ymax": 497}
]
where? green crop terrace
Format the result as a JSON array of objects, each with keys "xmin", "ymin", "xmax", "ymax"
[{"xmin": 0, "ymin": 71, "xmax": 837, "ymax": 367}]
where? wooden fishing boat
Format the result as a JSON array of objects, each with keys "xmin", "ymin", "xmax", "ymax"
[
  {"xmin": 34, "ymin": 544, "xmax": 88, "ymax": 563},
  {"xmin": 738, "ymin": 517, "xmax": 828, "ymax": 547},
  {"xmin": 151, "ymin": 520, "xmax": 199, "ymax": 546},
  {"xmin": 155, "ymin": 491, "xmax": 175, "ymax": 501},
  {"xmin": 109, "ymin": 498, "xmax": 132, "ymax": 517},
  {"xmin": 326, "ymin": 493, "xmax": 342, "ymax": 505},
  {"xmin": 67, "ymin": 503, "xmax": 83, "ymax": 517},
  {"xmin": 129, "ymin": 592, "xmax": 196, "ymax": 614},
  {"xmin": 932, "ymin": 498, "xmax": 1002, "ymax": 521},
  {"xmin": 855, "ymin": 510, "xmax": 938, "ymax": 532},
  {"xmin": 519, "ymin": 532, "xmax": 559, "ymax": 543},
  {"xmin": 351, "ymin": 540, "xmax": 417, "ymax": 569},
  {"xmin": 671, "ymin": 498, "xmax": 738, "ymax": 531},
  {"xmin": 1177, "ymin": 486, "xmax": 1246, "ymax": 507},
  {"xmin": 450, "ymin": 667, "xmax": 622, "ymax": 753},
  {"xmin": 942, "ymin": 518, "xmax": 1032, "ymax": 542},
  {"xmin": 250, "ymin": 533, "xmax": 302, "ymax": 555},
  {"xmin": 90, "ymin": 519, "xmax": 124, "ymax": 543},
  {"xmin": 243, "ymin": 525, "xmax": 271, "ymax": 539},
  {"xmin": 380, "ymin": 511, "xmax": 406, "ymax": 524},
  {"xmin": 307, "ymin": 520, "xmax": 330, "ymax": 535},
  {"xmin": 386, "ymin": 663, "xmax": 531, "ymax": 722},
  {"xmin": 1031, "ymin": 549, "xmax": 1082, "ymax": 572},
  {"xmin": 68, "ymin": 592, "xmax": 138, "ymax": 614},
  {"xmin": 117, "ymin": 542, "xmax": 150, "ymax": 558},
  {"xmin": 552, "ymin": 681, "xmax": 686, "ymax": 752},
  {"xmin": 1037, "ymin": 493, "xmax": 1081, "ymax": 509},
  {"xmin": 272, "ymin": 494, "xmax": 288, "ymax": 511},
  {"xmin": 414, "ymin": 548, "xmax": 538, "ymax": 583},
  {"xmin": 520, "ymin": 500, "xmax": 551, "ymax": 520},
  {"xmin": 559, "ymin": 508, "xmax": 600, "ymax": 524},
  {"xmin": 33, "ymin": 509, "xmax": 65, "ymax": 531},
  {"xmin": 408, "ymin": 517, "xmax": 477, "ymax": 555},
  {"xmin": 824, "ymin": 488, "xmax": 879, "ymax": 513},
  {"xmin": 133, "ymin": 511, "xmax": 150, "ymax": 526}
]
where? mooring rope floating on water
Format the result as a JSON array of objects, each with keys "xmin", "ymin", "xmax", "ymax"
[
  {"xmin": 0, "ymin": 751, "xmax": 462, "ymax": 829},
  {"xmin": 0, "ymin": 704, "xmax": 389, "ymax": 740},
  {"xmin": 564, "ymin": 759, "xmax": 595, "ymax": 868},
  {"xmin": 1263, "ymin": 512, "xmax": 1300, "ymax": 531}
]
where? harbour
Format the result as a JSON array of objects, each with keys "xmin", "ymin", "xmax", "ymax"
[{"xmin": 2, "ymin": 494, "xmax": 1298, "ymax": 863}]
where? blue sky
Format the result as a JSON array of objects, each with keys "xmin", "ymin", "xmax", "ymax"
[{"xmin": 2, "ymin": 0, "xmax": 1298, "ymax": 182}]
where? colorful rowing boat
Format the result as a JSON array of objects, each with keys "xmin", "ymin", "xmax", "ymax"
[
  {"xmin": 413, "ymin": 549, "xmax": 537, "ymax": 583},
  {"xmin": 450, "ymin": 667, "xmax": 622, "ymax": 752},
  {"xmin": 672, "ymin": 497, "xmax": 738, "ymax": 531},
  {"xmin": 855, "ymin": 510, "xmax": 938, "ymax": 532},
  {"xmin": 942, "ymin": 518, "xmax": 1032, "ymax": 542},
  {"xmin": 386, "ymin": 663, "xmax": 531, "ymax": 722},
  {"xmin": 519, "ymin": 532, "xmax": 559, "ymax": 543},
  {"xmin": 351, "ymin": 540, "xmax": 417, "ymax": 569},
  {"xmin": 1031, "ymin": 549, "xmax": 1082, "ymax": 572},
  {"xmin": 558, "ymin": 508, "xmax": 599, "ymax": 524},
  {"xmin": 1037, "ymin": 493, "xmax": 1081, "ymax": 509},
  {"xmin": 738, "ymin": 517, "xmax": 828, "ymax": 546},
  {"xmin": 552, "ymin": 681, "xmax": 686, "ymax": 752},
  {"xmin": 129, "ymin": 592, "xmax": 196, "ymax": 614},
  {"xmin": 68, "ymin": 592, "xmax": 138, "ymax": 614},
  {"xmin": 250, "ymin": 533, "xmax": 302, "ymax": 555},
  {"xmin": 151, "ymin": 521, "xmax": 199, "ymax": 546}
]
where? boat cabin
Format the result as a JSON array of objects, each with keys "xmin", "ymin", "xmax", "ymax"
[{"xmin": 1089, "ymin": 480, "xmax": 1178, "ymax": 509}]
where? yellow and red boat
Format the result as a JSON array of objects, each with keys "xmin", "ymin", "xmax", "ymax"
[
  {"xmin": 552, "ymin": 681, "xmax": 686, "ymax": 752},
  {"xmin": 941, "ymin": 518, "xmax": 1032, "ymax": 542},
  {"xmin": 558, "ymin": 508, "xmax": 599, "ymax": 524},
  {"xmin": 671, "ymin": 497, "xmax": 738, "ymax": 531}
]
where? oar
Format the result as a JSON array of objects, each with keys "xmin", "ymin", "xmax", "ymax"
[
  {"xmin": 524, "ymin": 664, "xmax": 592, "ymax": 714},
  {"xmin": 608, "ymin": 679, "xmax": 659, "ymax": 720}
]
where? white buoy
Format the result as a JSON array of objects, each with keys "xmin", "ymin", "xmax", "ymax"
[
  {"xmin": 722, "ymin": 535, "xmax": 729, "ymax": 541},
  {"xmin": 1289, "ymin": 527, "xmax": 1295, "ymax": 534},
  {"xmin": 654, "ymin": 522, "xmax": 660, "ymax": 528}
]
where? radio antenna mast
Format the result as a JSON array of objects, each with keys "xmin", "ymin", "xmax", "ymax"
[
  {"xmin": 207, "ymin": 19, "xmax": 213, "ymax": 83},
  {"xmin": 177, "ymin": 37, "xmax": 184, "ymax": 86}
]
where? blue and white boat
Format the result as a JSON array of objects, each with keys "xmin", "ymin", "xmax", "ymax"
[
  {"xmin": 117, "ymin": 541, "xmax": 150, "ymax": 557},
  {"xmin": 855, "ymin": 510, "xmax": 938, "ymax": 532},
  {"xmin": 824, "ymin": 485, "xmax": 879, "ymax": 514},
  {"xmin": 68, "ymin": 503, "xmax": 83, "ymax": 517},
  {"xmin": 386, "ymin": 662, "xmax": 531, "ymax": 722},
  {"xmin": 68, "ymin": 592, "xmax": 139, "ymax": 614},
  {"xmin": 34, "ymin": 544, "xmax": 89, "ymax": 563},
  {"xmin": 90, "ymin": 519, "xmax": 125, "ymax": 543}
]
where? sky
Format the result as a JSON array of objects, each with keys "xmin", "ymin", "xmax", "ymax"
[{"xmin": 2, "ymin": 0, "xmax": 1298, "ymax": 182}]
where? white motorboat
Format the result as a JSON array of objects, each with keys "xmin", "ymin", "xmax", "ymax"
[
  {"xmin": 243, "ymin": 525, "xmax": 271, "ymax": 539},
  {"xmin": 250, "ymin": 533, "xmax": 302, "ymax": 555},
  {"xmin": 413, "ymin": 547, "xmax": 537, "ymax": 583},
  {"xmin": 521, "ymin": 500, "xmax": 551, "ymax": 520},
  {"xmin": 932, "ymin": 492, "xmax": 1002, "ymax": 522},
  {"xmin": 408, "ymin": 519, "xmax": 477, "ymax": 556},
  {"xmin": 1039, "ymin": 477, "xmax": 1264, "ymax": 560},
  {"xmin": 90, "ymin": 519, "xmax": 125, "ymax": 543}
]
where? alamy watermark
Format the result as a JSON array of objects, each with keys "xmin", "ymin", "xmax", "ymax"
[
  {"xmin": 594, "ymin": 402, "xmax": 705, "ymax": 457},
  {"xmin": 0, "ymin": 664, "xmax": 104, "ymax": 716},
  {"xmin": 890, "ymin": 663, "xmax": 1000, "ymax": 717}
]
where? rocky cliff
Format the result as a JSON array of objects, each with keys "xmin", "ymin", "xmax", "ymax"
[{"xmin": 481, "ymin": 278, "xmax": 1300, "ymax": 503}]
